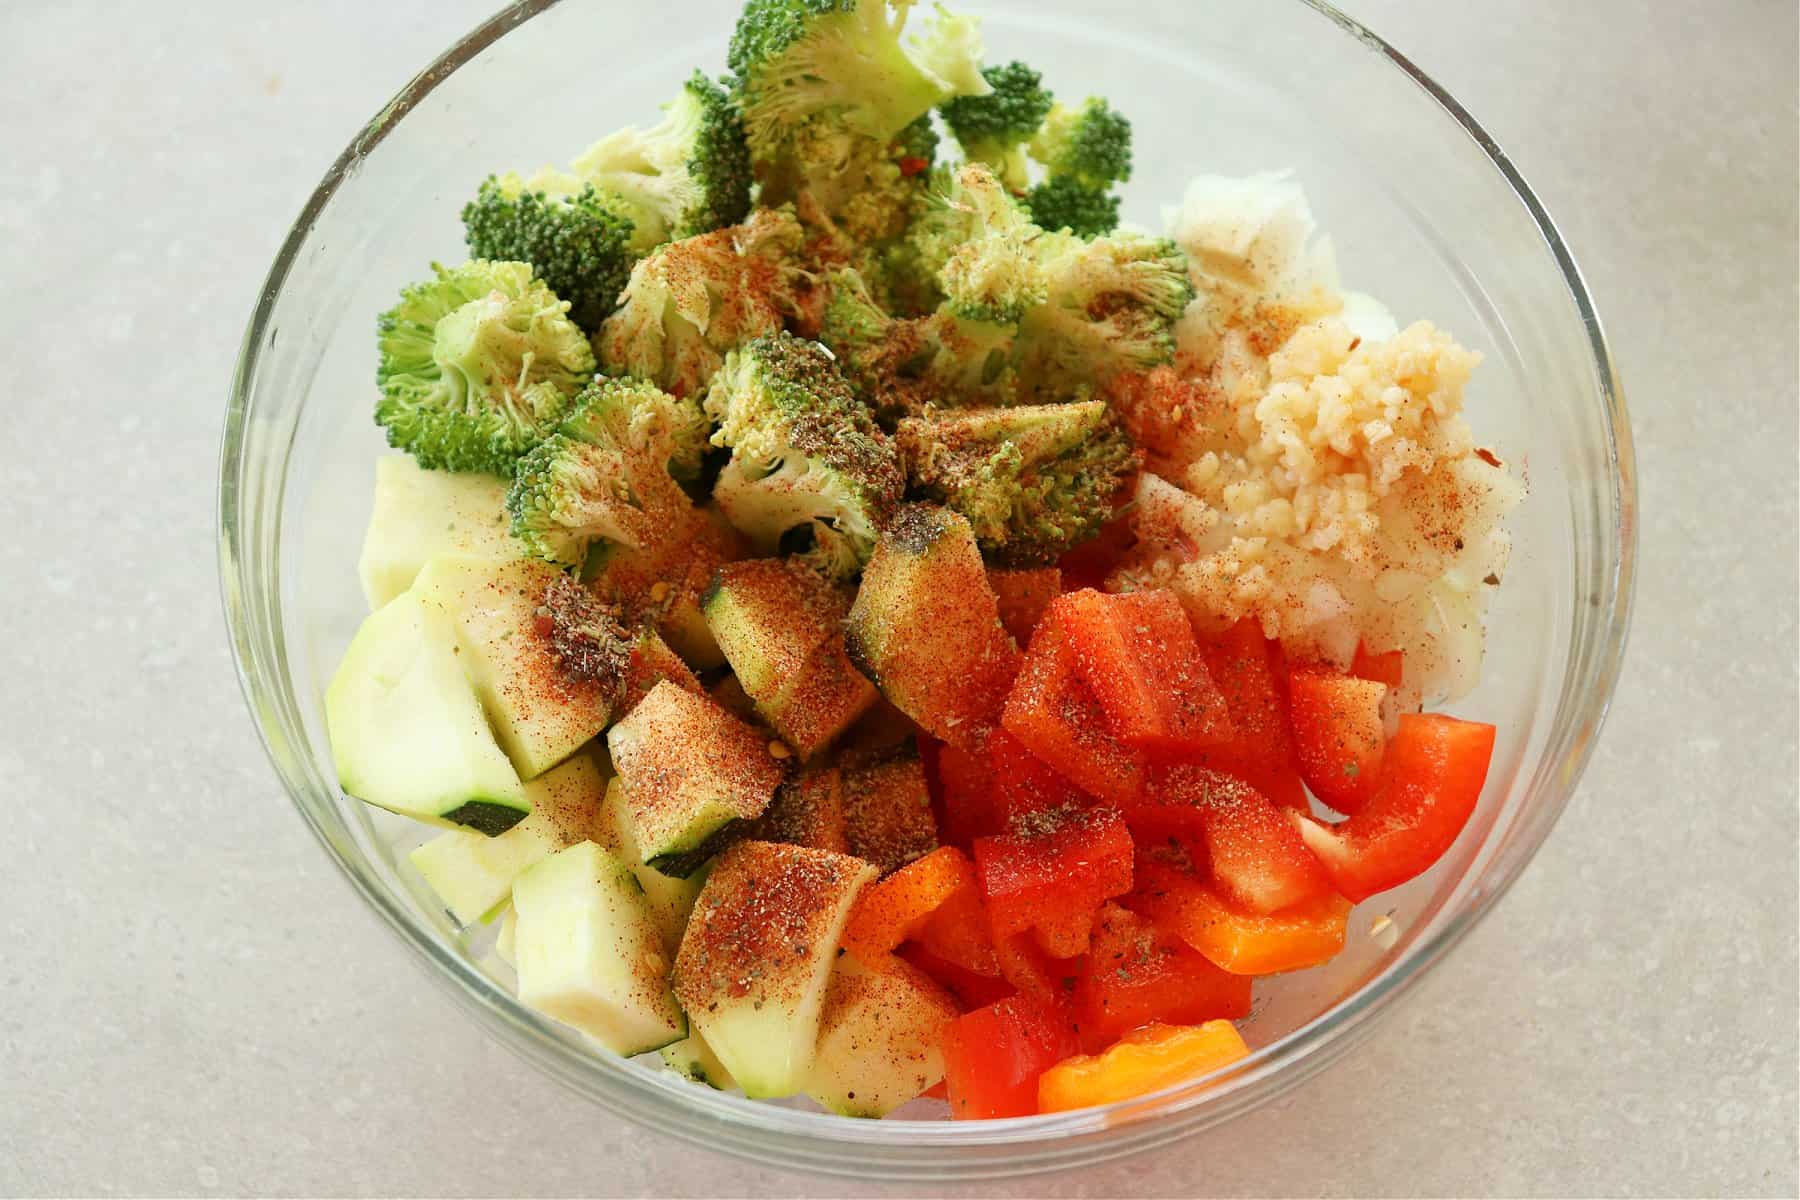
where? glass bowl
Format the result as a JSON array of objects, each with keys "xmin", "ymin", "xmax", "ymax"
[{"xmin": 218, "ymin": 0, "xmax": 1636, "ymax": 1181}]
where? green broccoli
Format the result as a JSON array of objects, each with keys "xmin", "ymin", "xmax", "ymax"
[
  {"xmin": 1021, "ymin": 174, "xmax": 1120, "ymax": 240},
  {"xmin": 896, "ymin": 112, "xmax": 940, "ymax": 168},
  {"xmin": 506, "ymin": 377, "xmax": 711, "ymax": 567},
  {"xmin": 767, "ymin": 123, "xmax": 930, "ymax": 247},
  {"xmin": 703, "ymin": 330, "xmax": 904, "ymax": 577},
  {"xmin": 727, "ymin": 0, "xmax": 990, "ymax": 159},
  {"xmin": 571, "ymin": 72, "xmax": 753, "ymax": 246},
  {"xmin": 912, "ymin": 163, "xmax": 1047, "ymax": 324},
  {"xmin": 894, "ymin": 400, "xmax": 1138, "ymax": 565},
  {"xmin": 940, "ymin": 61, "xmax": 1053, "ymax": 191},
  {"xmin": 1028, "ymin": 97, "xmax": 1132, "ymax": 189},
  {"xmin": 596, "ymin": 206, "xmax": 812, "ymax": 399},
  {"xmin": 460, "ymin": 173, "xmax": 638, "ymax": 330},
  {"xmin": 1021, "ymin": 97, "xmax": 1132, "ymax": 237},
  {"xmin": 1015, "ymin": 229, "xmax": 1192, "ymax": 393},
  {"xmin": 819, "ymin": 266, "xmax": 1014, "ymax": 420},
  {"xmin": 375, "ymin": 260, "xmax": 596, "ymax": 475}
]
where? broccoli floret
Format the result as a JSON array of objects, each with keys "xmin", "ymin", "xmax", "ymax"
[
  {"xmin": 597, "ymin": 207, "xmax": 813, "ymax": 399},
  {"xmin": 460, "ymin": 174, "xmax": 638, "ymax": 331},
  {"xmin": 912, "ymin": 163, "xmax": 1047, "ymax": 323},
  {"xmin": 703, "ymin": 330, "xmax": 904, "ymax": 576},
  {"xmin": 506, "ymin": 377, "xmax": 709, "ymax": 566},
  {"xmin": 771, "ymin": 123, "xmax": 932, "ymax": 248},
  {"xmin": 1015, "ymin": 229, "xmax": 1192, "ymax": 392},
  {"xmin": 572, "ymin": 72, "xmax": 753, "ymax": 246},
  {"xmin": 1022, "ymin": 174, "xmax": 1120, "ymax": 239},
  {"xmin": 728, "ymin": 0, "xmax": 990, "ymax": 158},
  {"xmin": 1016, "ymin": 96, "xmax": 1133, "ymax": 238},
  {"xmin": 819, "ymin": 267, "xmax": 1014, "ymax": 420},
  {"xmin": 375, "ymin": 260, "xmax": 596, "ymax": 475},
  {"xmin": 895, "ymin": 400, "xmax": 1138, "ymax": 565},
  {"xmin": 1028, "ymin": 97, "xmax": 1132, "ymax": 189},
  {"xmin": 940, "ymin": 60, "xmax": 1054, "ymax": 191},
  {"xmin": 895, "ymin": 113, "xmax": 940, "ymax": 168}
]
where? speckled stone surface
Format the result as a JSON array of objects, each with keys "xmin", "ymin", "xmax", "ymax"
[{"xmin": 1, "ymin": 1, "xmax": 1794, "ymax": 1195}]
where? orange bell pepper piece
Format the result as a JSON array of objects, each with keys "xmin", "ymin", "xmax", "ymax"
[
  {"xmin": 1037, "ymin": 1020, "xmax": 1250, "ymax": 1113},
  {"xmin": 842, "ymin": 846, "xmax": 978, "ymax": 966},
  {"xmin": 1132, "ymin": 861, "xmax": 1351, "ymax": 975}
]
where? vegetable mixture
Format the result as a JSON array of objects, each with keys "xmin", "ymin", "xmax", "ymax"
[{"xmin": 328, "ymin": 0, "xmax": 1519, "ymax": 1120}]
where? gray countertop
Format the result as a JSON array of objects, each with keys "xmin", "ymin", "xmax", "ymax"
[{"xmin": 2, "ymin": 1, "xmax": 1794, "ymax": 1195}]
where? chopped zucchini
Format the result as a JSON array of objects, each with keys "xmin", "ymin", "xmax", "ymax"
[
  {"xmin": 618, "ymin": 626, "xmax": 701, "ymax": 715},
  {"xmin": 660, "ymin": 1030, "xmax": 738, "ymax": 1091},
  {"xmin": 846, "ymin": 505, "xmax": 1021, "ymax": 751},
  {"xmin": 673, "ymin": 841, "xmax": 876, "ymax": 1098},
  {"xmin": 806, "ymin": 955, "xmax": 958, "ymax": 1117},
  {"xmin": 588, "ymin": 506, "xmax": 745, "ymax": 670},
  {"xmin": 357, "ymin": 456, "xmax": 518, "ymax": 610},
  {"xmin": 606, "ymin": 681, "xmax": 786, "ymax": 869},
  {"xmin": 495, "ymin": 905, "xmax": 518, "ymax": 966},
  {"xmin": 750, "ymin": 766, "xmax": 850, "ymax": 854},
  {"xmin": 325, "ymin": 590, "xmax": 526, "ymax": 833},
  {"xmin": 410, "ymin": 754, "xmax": 608, "ymax": 925},
  {"xmin": 598, "ymin": 777, "xmax": 705, "ymax": 955},
  {"xmin": 842, "ymin": 751, "xmax": 938, "ymax": 875},
  {"xmin": 415, "ymin": 556, "xmax": 619, "ymax": 781},
  {"xmin": 702, "ymin": 559, "xmax": 877, "ymax": 759},
  {"xmin": 511, "ymin": 841, "xmax": 687, "ymax": 1055}
]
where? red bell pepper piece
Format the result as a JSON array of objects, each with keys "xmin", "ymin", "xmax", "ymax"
[
  {"xmin": 1288, "ymin": 667, "xmax": 1388, "ymax": 815},
  {"xmin": 941, "ymin": 995, "xmax": 1079, "ymax": 1119},
  {"xmin": 987, "ymin": 726, "xmax": 1089, "ymax": 825},
  {"xmin": 1292, "ymin": 713, "xmax": 1497, "ymax": 902},
  {"xmin": 1124, "ymin": 766, "xmax": 1331, "ymax": 913},
  {"xmin": 1072, "ymin": 904, "xmax": 1252, "ymax": 1052},
  {"xmin": 932, "ymin": 735, "xmax": 1004, "ymax": 845},
  {"xmin": 1056, "ymin": 511, "xmax": 1137, "ymax": 593},
  {"xmin": 1000, "ymin": 608, "xmax": 1146, "ymax": 806},
  {"xmin": 1351, "ymin": 642, "xmax": 1405, "ymax": 689},
  {"xmin": 1060, "ymin": 588, "xmax": 1236, "ymax": 756},
  {"xmin": 973, "ymin": 806, "xmax": 1135, "ymax": 942}
]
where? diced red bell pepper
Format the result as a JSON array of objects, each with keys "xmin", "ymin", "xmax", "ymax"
[
  {"xmin": 1130, "ymin": 861, "xmax": 1351, "ymax": 975},
  {"xmin": 899, "ymin": 943, "xmax": 1015, "ymax": 1010},
  {"xmin": 842, "ymin": 846, "xmax": 979, "ymax": 965},
  {"xmin": 1031, "ymin": 906, "xmax": 1097, "ymax": 959},
  {"xmin": 941, "ymin": 994, "xmax": 1079, "ymax": 1119},
  {"xmin": 993, "ymin": 931, "xmax": 1083, "ymax": 1001},
  {"xmin": 1072, "ymin": 904, "xmax": 1252, "ymax": 1052},
  {"xmin": 987, "ymin": 726, "xmax": 1088, "ymax": 825},
  {"xmin": 1060, "ymin": 588, "xmax": 1236, "ymax": 756},
  {"xmin": 916, "ymin": 880, "xmax": 1001, "ymax": 977},
  {"xmin": 1288, "ymin": 667, "xmax": 1388, "ymax": 815},
  {"xmin": 1292, "ymin": 713, "xmax": 1497, "ymax": 902},
  {"xmin": 986, "ymin": 567, "xmax": 1063, "ymax": 647},
  {"xmin": 973, "ymin": 806, "xmax": 1135, "ymax": 942},
  {"xmin": 1199, "ymin": 620, "xmax": 1298, "ymax": 766},
  {"xmin": 1000, "ymin": 610, "xmax": 1146, "ymax": 806},
  {"xmin": 1124, "ymin": 766, "xmax": 1331, "ymax": 913},
  {"xmin": 1057, "ymin": 511, "xmax": 1138, "ymax": 592},
  {"xmin": 1351, "ymin": 643, "xmax": 1405, "ymax": 689},
  {"xmin": 931, "ymin": 735, "xmax": 1004, "ymax": 845}
]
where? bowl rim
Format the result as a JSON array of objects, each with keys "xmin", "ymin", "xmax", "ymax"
[{"xmin": 217, "ymin": 0, "xmax": 1638, "ymax": 1175}]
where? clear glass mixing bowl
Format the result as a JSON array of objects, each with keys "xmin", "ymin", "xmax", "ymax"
[{"xmin": 218, "ymin": 0, "xmax": 1636, "ymax": 1180}]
